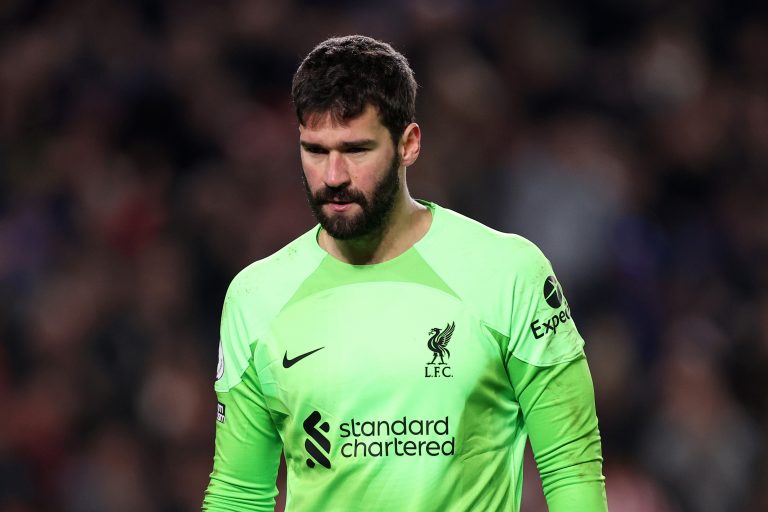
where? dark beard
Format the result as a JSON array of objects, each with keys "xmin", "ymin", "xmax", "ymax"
[{"xmin": 302, "ymin": 153, "xmax": 401, "ymax": 240}]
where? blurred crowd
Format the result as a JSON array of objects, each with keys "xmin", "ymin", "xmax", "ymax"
[{"xmin": 1, "ymin": 0, "xmax": 767, "ymax": 511}]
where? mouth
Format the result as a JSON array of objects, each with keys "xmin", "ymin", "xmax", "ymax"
[
  {"xmin": 326, "ymin": 201, "xmax": 355, "ymax": 212},
  {"xmin": 325, "ymin": 200, "xmax": 355, "ymax": 213}
]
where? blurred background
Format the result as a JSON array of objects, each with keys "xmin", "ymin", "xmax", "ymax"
[{"xmin": 1, "ymin": 0, "xmax": 767, "ymax": 511}]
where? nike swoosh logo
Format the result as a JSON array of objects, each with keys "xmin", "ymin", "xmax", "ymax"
[{"xmin": 283, "ymin": 347, "xmax": 325, "ymax": 368}]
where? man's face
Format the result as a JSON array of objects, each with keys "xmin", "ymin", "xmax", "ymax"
[{"xmin": 299, "ymin": 105, "xmax": 402, "ymax": 240}]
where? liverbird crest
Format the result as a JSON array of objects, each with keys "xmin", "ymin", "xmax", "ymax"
[{"xmin": 427, "ymin": 322, "xmax": 455, "ymax": 365}]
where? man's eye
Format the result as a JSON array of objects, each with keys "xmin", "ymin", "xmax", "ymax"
[
  {"xmin": 305, "ymin": 147, "xmax": 328, "ymax": 154},
  {"xmin": 346, "ymin": 147, "xmax": 368, "ymax": 154}
]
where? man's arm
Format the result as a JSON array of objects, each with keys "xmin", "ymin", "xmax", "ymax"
[
  {"xmin": 509, "ymin": 355, "xmax": 607, "ymax": 511},
  {"xmin": 203, "ymin": 280, "xmax": 283, "ymax": 511},
  {"xmin": 202, "ymin": 361, "xmax": 283, "ymax": 511}
]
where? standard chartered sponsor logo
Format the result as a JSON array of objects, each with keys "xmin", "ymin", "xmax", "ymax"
[
  {"xmin": 304, "ymin": 411, "xmax": 332, "ymax": 469},
  {"xmin": 339, "ymin": 416, "xmax": 455, "ymax": 458}
]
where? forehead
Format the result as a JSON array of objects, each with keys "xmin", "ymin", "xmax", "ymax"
[{"xmin": 299, "ymin": 105, "xmax": 388, "ymax": 144}]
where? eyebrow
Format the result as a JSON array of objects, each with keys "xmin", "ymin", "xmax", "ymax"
[{"xmin": 300, "ymin": 139, "xmax": 377, "ymax": 151}]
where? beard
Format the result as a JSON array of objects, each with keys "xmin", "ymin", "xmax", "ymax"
[{"xmin": 302, "ymin": 153, "xmax": 401, "ymax": 240}]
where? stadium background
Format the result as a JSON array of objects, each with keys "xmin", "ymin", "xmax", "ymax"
[{"xmin": 1, "ymin": 0, "xmax": 766, "ymax": 510}]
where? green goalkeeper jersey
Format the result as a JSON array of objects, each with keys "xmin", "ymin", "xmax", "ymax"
[{"xmin": 203, "ymin": 201, "xmax": 607, "ymax": 511}]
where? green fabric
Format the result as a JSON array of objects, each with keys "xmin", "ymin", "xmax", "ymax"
[
  {"xmin": 203, "ymin": 202, "xmax": 606, "ymax": 511},
  {"xmin": 508, "ymin": 356, "xmax": 607, "ymax": 511},
  {"xmin": 204, "ymin": 360, "xmax": 282, "ymax": 511}
]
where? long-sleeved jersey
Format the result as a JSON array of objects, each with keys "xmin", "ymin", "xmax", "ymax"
[{"xmin": 203, "ymin": 201, "xmax": 607, "ymax": 511}]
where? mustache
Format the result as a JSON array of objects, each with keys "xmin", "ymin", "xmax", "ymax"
[{"xmin": 313, "ymin": 186, "xmax": 367, "ymax": 206}]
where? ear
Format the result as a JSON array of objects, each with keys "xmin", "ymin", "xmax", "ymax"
[{"xmin": 399, "ymin": 122, "xmax": 421, "ymax": 167}]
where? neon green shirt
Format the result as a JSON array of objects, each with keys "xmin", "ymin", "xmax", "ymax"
[{"xmin": 203, "ymin": 202, "xmax": 607, "ymax": 511}]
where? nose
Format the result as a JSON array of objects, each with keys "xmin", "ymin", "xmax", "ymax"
[{"xmin": 324, "ymin": 151, "xmax": 350, "ymax": 188}]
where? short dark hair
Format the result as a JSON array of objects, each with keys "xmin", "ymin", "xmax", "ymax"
[{"xmin": 291, "ymin": 35, "xmax": 417, "ymax": 142}]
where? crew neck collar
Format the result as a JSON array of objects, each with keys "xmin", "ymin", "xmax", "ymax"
[{"xmin": 310, "ymin": 200, "xmax": 439, "ymax": 268}]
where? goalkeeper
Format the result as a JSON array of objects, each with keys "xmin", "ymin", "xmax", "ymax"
[{"xmin": 203, "ymin": 35, "xmax": 607, "ymax": 512}]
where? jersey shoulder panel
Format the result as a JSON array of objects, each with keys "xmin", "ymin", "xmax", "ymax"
[
  {"xmin": 227, "ymin": 226, "xmax": 323, "ymax": 306},
  {"xmin": 416, "ymin": 204, "xmax": 546, "ymax": 330},
  {"xmin": 216, "ymin": 226, "xmax": 325, "ymax": 391},
  {"xmin": 423, "ymin": 203, "xmax": 545, "ymax": 266},
  {"xmin": 417, "ymin": 204, "xmax": 583, "ymax": 366}
]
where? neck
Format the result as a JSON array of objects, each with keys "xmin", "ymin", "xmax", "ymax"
[{"xmin": 319, "ymin": 194, "xmax": 431, "ymax": 265}]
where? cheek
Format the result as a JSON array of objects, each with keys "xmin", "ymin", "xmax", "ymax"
[
  {"xmin": 300, "ymin": 159, "xmax": 322, "ymax": 184},
  {"xmin": 356, "ymin": 158, "xmax": 391, "ymax": 186}
]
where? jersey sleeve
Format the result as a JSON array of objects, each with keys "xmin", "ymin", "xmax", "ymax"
[
  {"xmin": 508, "ymin": 356, "xmax": 607, "ymax": 511},
  {"xmin": 202, "ymin": 285, "xmax": 283, "ymax": 512},
  {"xmin": 505, "ymin": 241, "xmax": 606, "ymax": 510},
  {"xmin": 506, "ymin": 242, "xmax": 584, "ymax": 366}
]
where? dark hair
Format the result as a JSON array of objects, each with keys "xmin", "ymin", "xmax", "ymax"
[{"xmin": 291, "ymin": 35, "xmax": 417, "ymax": 142}]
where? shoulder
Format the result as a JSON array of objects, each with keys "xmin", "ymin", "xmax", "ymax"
[
  {"xmin": 429, "ymin": 204, "xmax": 549, "ymax": 275},
  {"xmin": 415, "ymin": 204, "xmax": 552, "ymax": 329},
  {"xmin": 225, "ymin": 227, "xmax": 324, "ymax": 306}
]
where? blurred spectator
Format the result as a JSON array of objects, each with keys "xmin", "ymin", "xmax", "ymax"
[{"xmin": 640, "ymin": 321, "xmax": 760, "ymax": 512}]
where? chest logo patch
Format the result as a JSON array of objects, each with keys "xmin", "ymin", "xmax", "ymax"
[
  {"xmin": 425, "ymin": 322, "xmax": 455, "ymax": 378},
  {"xmin": 283, "ymin": 346, "xmax": 325, "ymax": 369},
  {"xmin": 216, "ymin": 340, "xmax": 225, "ymax": 381},
  {"xmin": 303, "ymin": 410, "xmax": 332, "ymax": 469}
]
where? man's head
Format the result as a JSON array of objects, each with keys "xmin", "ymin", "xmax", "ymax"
[
  {"xmin": 291, "ymin": 35, "xmax": 417, "ymax": 144},
  {"xmin": 293, "ymin": 36, "xmax": 420, "ymax": 241},
  {"xmin": 299, "ymin": 109, "xmax": 402, "ymax": 240}
]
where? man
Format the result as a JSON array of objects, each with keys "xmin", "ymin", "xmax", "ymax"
[{"xmin": 203, "ymin": 35, "xmax": 607, "ymax": 511}]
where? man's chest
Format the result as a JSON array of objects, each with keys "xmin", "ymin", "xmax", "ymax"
[{"xmin": 252, "ymin": 282, "xmax": 510, "ymax": 416}]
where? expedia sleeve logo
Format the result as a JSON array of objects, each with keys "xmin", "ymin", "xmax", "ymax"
[
  {"xmin": 530, "ymin": 275, "xmax": 573, "ymax": 339},
  {"xmin": 543, "ymin": 275, "xmax": 564, "ymax": 308}
]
